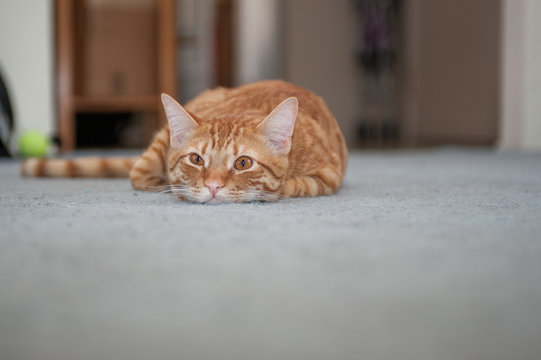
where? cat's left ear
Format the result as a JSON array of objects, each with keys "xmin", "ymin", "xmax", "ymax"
[
  {"xmin": 257, "ymin": 97, "xmax": 298, "ymax": 155},
  {"xmin": 161, "ymin": 94, "xmax": 198, "ymax": 149}
]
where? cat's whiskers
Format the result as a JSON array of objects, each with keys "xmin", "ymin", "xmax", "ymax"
[
  {"xmin": 151, "ymin": 184, "xmax": 194, "ymax": 197},
  {"xmin": 226, "ymin": 188, "xmax": 281, "ymax": 202},
  {"xmin": 136, "ymin": 184, "xmax": 172, "ymax": 192},
  {"xmin": 142, "ymin": 182, "xmax": 281, "ymax": 203}
]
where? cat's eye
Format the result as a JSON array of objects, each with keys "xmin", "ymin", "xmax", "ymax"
[
  {"xmin": 189, "ymin": 153, "xmax": 204, "ymax": 166},
  {"xmin": 234, "ymin": 156, "xmax": 253, "ymax": 170}
]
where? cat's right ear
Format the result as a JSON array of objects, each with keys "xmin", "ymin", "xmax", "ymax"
[{"xmin": 161, "ymin": 94, "xmax": 198, "ymax": 149}]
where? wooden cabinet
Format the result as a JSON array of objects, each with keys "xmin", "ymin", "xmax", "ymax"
[{"xmin": 55, "ymin": 0, "xmax": 176, "ymax": 150}]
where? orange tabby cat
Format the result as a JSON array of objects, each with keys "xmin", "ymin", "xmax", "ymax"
[{"xmin": 21, "ymin": 80, "xmax": 347, "ymax": 203}]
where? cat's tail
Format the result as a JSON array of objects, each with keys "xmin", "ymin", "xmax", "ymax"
[{"xmin": 20, "ymin": 156, "xmax": 139, "ymax": 178}]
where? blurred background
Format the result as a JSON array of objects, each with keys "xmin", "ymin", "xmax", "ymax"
[{"xmin": 0, "ymin": 0, "xmax": 540, "ymax": 154}]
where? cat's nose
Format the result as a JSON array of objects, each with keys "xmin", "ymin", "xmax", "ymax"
[{"xmin": 205, "ymin": 180, "xmax": 224, "ymax": 197}]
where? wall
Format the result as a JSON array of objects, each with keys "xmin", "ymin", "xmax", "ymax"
[
  {"xmin": 235, "ymin": 0, "xmax": 283, "ymax": 85},
  {"xmin": 177, "ymin": 0, "xmax": 216, "ymax": 102},
  {"xmin": 499, "ymin": 0, "xmax": 525, "ymax": 149},
  {"xmin": 500, "ymin": 0, "xmax": 541, "ymax": 151},
  {"xmin": 0, "ymin": 0, "xmax": 54, "ymax": 141},
  {"xmin": 401, "ymin": 0, "xmax": 501, "ymax": 146},
  {"xmin": 522, "ymin": 1, "xmax": 541, "ymax": 150},
  {"xmin": 283, "ymin": 0, "xmax": 361, "ymax": 147}
]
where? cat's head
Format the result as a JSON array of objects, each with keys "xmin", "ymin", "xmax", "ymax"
[{"xmin": 161, "ymin": 94, "xmax": 298, "ymax": 203}]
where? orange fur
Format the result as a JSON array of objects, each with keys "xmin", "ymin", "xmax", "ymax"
[
  {"xmin": 22, "ymin": 80, "xmax": 348, "ymax": 203},
  {"xmin": 21, "ymin": 157, "xmax": 138, "ymax": 178}
]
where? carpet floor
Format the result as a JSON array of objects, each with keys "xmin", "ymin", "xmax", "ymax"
[{"xmin": 1, "ymin": 148, "xmax": 540, "ymax": 360}]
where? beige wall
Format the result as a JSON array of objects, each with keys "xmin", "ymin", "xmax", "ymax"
[
  {"xmin": 0, "ymin": 0, "xmax": 54, "ymax": 140},
  {"xmin": 284, "ymin": 0, "xmax": 361, "ymax": 147},
  {"xmin": 500, "ymin": 0, "xmax": 525, "ymax": 149},
  {"xmin": 501, "ymin": 0, "xmax": 541, "ymax": 151},
  {"xmin": 235, "ymin": 0, "xmax": 283, "ymax": 85},
  {"xmin": 401, "ymin": 0, "xmax": 501, "ymax": 146},
  {"xmin": 523, "ymin": 1, "xmax": 541, "ymax": 150}
]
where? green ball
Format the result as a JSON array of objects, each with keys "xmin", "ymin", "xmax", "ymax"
[{"xmin": 18, "ymin": 131, "xmax": 50, "ymax": 157}]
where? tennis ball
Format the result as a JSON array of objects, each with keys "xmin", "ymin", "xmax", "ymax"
[{"xmin": 18, "ymin": 131, "xmax": 50, "ymax": 157}]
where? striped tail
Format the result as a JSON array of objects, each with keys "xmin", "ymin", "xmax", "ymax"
[{"xmin": 20, "ymin": 157, "xmax": 139, "ymax": 178}]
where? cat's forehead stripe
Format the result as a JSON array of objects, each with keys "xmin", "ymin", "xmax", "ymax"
[{"xmin": 201, "ymin": 141, "xmax": 209, "ymax": 154}]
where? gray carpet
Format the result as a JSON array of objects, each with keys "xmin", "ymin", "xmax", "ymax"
[{"xmin": 1, "ymin": 148, "xmax": 540, "ymax": 360}]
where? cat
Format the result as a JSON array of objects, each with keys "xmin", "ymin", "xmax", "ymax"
[{"xmin": 21, "ymin": 80, "xmax": 347, "ymax": 203}]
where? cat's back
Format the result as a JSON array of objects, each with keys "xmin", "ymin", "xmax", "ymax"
[{"xmin": 185, "ymin": 80, "xmax": 332, "ymax": 127}]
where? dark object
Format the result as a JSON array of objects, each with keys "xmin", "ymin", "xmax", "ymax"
[
  {"xmin": 353, "ymin": 0, "xmax": 401, "ymax": 147},
  {"xmin": 75, "ymin": 112, "xmax": 144, "ymax": 148},
  {"xmin": 0, "ymin": 70, "xmax": 14, "ymax": 157},
  {"xmin": 354, "ymin": 0, "xmax": 400, "ymax": 75},
  {"xmin": 357, "ymin": 120, "xmax": 399, "ymax": 146}
]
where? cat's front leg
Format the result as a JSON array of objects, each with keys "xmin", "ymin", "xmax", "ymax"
[
  {"xmin": 130, "ymin": 129, "xmax": 169, "ymax": 191},
  {"xmin": 281, "ymin": 169, "xmax": 341, "ymax": 198}
]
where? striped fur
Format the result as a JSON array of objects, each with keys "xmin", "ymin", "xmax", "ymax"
[
  {"xmin": 22, "ymin": 80, "xmax": 348, "ymax": 203},
  {"xmin": 21, "ymin": 157, "xmax": 138, "ymax": 178}
]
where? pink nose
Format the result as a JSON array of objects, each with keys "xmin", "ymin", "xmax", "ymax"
[{"xmin": 205, "ymin": 180, "xmax": 224, "ymax": 197}]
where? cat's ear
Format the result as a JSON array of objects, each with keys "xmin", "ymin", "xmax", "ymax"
[
  {"xmin": 257, "ymin": 97, "xmax": 298, "ymax": 155},
  {"xmin": 161, "ymin": 94, "xmax": 198, "ymax": 149}
]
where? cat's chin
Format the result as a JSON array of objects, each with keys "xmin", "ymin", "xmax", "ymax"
[
  {"xmin": 198, "ymin": 193, "xmax": 230, "ymax": 204},
  {"xmin": 188, "ymin": 190, "xmax": 278, "ymax": 204},
  {"xmin": 199, "ymin": 194, "xmax": 256, "ymax": 204},
  {"xmin": 204, "ymin": 197, "xmax": 224, "ymax": 205}
]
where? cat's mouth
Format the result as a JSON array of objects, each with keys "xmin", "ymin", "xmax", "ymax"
[{"xmin": 201, "ymin": 191, "xmax": 228, "ymax": 204}]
